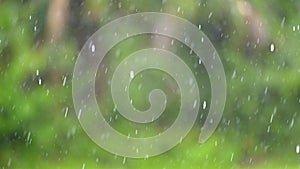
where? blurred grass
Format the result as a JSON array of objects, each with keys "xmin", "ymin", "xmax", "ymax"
[{"xmin": 0, "ymin": 0, "xmax": 300, "ymax": 168}]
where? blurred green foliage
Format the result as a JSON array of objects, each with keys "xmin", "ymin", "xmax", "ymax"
[{"xmin": 0, "ymin": 0, "xmax": 299, "ymax": 168}]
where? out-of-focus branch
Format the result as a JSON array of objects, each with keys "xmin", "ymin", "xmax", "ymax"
[
  {"xmin": 237, "ymin": 0, "xmax": 267, "ymax": 45},
  {"xmin": 45, "ymin": 0, "xmax": 70, "ymax": 43}
]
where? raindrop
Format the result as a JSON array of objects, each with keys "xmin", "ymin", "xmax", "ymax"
[
  {"xmin": 188, "ymin": 78, "xmax": 193, "ymax": 85},
  {"xmin": 91, "ymin": 44, "xmax": 95, "ymax": 52},
  {"xmin": 62, "ymin": 76, "xmax": 67, "ymax": 86},
  {"xmin": 296, "ymin": 145, "xmax": 300, "ymax": 154},
  {"xmin": 267, "ymin": 125, "xmax": 270, "ymax": 133},
  {"xmin": 208, "ymin": 12, "xmax": 213, "ymax": 19},
  {"xmin": 123, "ymin": 157, "xmax": 126, "ymax": 164},
  {"xmin": 7, "ymin": 158, "xmax": 12, "ymax": 167},
  {"xmin": 78, "ymin": 109, "xmax": 82, "ymax": 119},
  {"xmin": 144, "ymin": 154, "xmax": 149, "ymax": 160},
  {"xmin": 230, "ymin": 153, "xmax": 234, "ymax": 162},
  {"xmin": 130, "ymin": 70, "xmax": 135, "ymax": 79},
  {"xmin": 264, "ymin": 87, "xmax": 268, "ymax": 94},
  {"xmin": 36, "ymin": 69, "xmax": 39, "ymax": 76},
  {"xmin": 231, "ymin": 70, "xmax": 236, "ymax": 79},
  {"xmin": 198, "ymin": 59, "xmax": 202, "ymax": 64},
  {"xmin": 198, "ymin": 24, "xmax": 202, "ymax": 30},
  {"xmin": 26, "ymin": 131, "xmax": 31, "ymax": 142},
  {"xmin": 202, "ymin": 100, "xmax": 207, "ymax": 109},
  {"xmin": 270, "ymin": 43, "xmax": 275, "ymax": 52},
  {"xmin": 270, "ymin": 113, "xmax": 274, "ymax": 123},
  {"xmin": 138, "ymin": 84, "xmax": 142, "ymax": 90},
  {"xmin": 280, "ymin": 17, "xmax": 285, "ymax": 28},
  {"xmin": 64, "ymin": 107, "xmax": 69, "ymax": 118},
  {"xmin": 38, "ymin": 78, "xmax": 42, "ymax": 85},
  {"xmin": 193, "ymin": 100, "xmax": 197, "ymax": 109},
  {"xmin": 289, "ymin": 118, "xmax": 294, "ymax": 129},
  {"xmin": 82, "ymin": 163, "xmax": 85, "ymax": 169}
]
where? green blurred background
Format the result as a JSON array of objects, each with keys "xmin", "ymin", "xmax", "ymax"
[{"xmin": 0, "ymin": 0, "xmax": 299, "ymax": 168}]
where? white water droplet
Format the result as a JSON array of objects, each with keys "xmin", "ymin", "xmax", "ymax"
[
  {"xmin": 91, "ymin": 44, "xmax": 95, "ymax": 52},
  {"xmin": 296, "ymin": 145, "xmax": 300, "ymax": 154},
  {"xmin": 264, "ymin": 87, "xmax": 268, "ymax": 94},
  {"xmin": 123, "ymin": 157, "xmax": 126, "ymax": 164},
  {"xmin": 36, "ymin": 69, "xmax": 39, "ymax": 76},
  {"xmin": 193, "ymin": 100, "xmax": 198, "ymax": 109},
  {"xmin": 230, "ymin": 153, "xmax": 234, "ymax": 162},
  {"xmin": 280, "ymin": 17, "xmax": 285, "ymax": 28},
  {"xmin": 189, "ymin": 78, "xmax": 193, "ymax": 85},
  {"xmin": 62, "ymin": 76, "xmax": 67, "ymax": 86},
  {"xmin": 82, "ymin": 163, "xmax": 85, "ymax": 169},
  {"xmin": 130, "ymin": 70, "xmax": 135, "ymax": 79},
  {"xmin": 289, "ymin": 118, "xmax": 294, "ymax": 129},
  {"xmin": 179, "ymin": 137, "xmax": 183, "ymax": 143},
  {"xmin": 144, "ymin": 154, "xmax": 149, "ymax": 160},
  {"xmin": 27, "ymin": 132, "xmax": 31, "ymax": 142},
  {"xmin": 208, "ymin": 12, "xmax": 213, "ymax": 19},
  {"xmin": 65, "ymin": 107, "xmax": 69, "ymax": 118},
  {"xmin": 267, "ymin": 125, "xmax": 271, "ymax": 133},
  {"xmin": 270, "ymin": 43, "xmax": 275, "ymax": 52},
  {"xmin": 7, "ymin": 158, "xmax": 12, "ymax": 167},
  {"xmin": 202, "ymin": 101, "xmax": 207, "ymax": 109},
  {"xmin": 78, "ymin": 109, "xmax": 82, "ymax": 119},
  {"xmin": 38, "ymin": 78, "xmax": 42, "ymax": 85},
  {"xmin": 198, "ymin": 24, "xmax": 202, "ymax": 30},
  {"xmin": 138, "ymin": 84, "xmax": 142, "ymax": 90},
  {"xmin": 231, "ymin": 70, "xmax": 236, "ymax": 79},
  {"xmin": 270, "ymin": 113, "xmax": 274, "ymax": 123}
]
